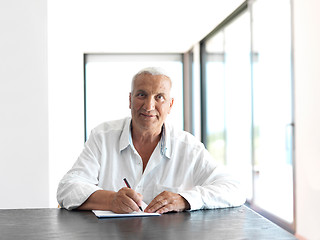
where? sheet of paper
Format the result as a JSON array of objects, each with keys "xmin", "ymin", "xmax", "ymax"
[
  {"xmin": 92, "ymin": 210, "xmax": 160, "ymax": 218},
  {"xmin": 92, "ymin": 201, "xmax": 160, "ymax": 218}
]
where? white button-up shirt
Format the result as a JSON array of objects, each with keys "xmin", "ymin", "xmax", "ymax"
[{"xmin": 57, "ymin": 117, "xmax": 245, "ymax": 210}]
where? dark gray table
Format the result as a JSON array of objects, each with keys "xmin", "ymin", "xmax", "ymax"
[{"xmin": 0, "ymin": 206, "xmax": 296, "ymax": 239}]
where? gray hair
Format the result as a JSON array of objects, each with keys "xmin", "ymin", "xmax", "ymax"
[{"xmin": 131, "ymin": 67, "xmax": 172, "ymax": 92}]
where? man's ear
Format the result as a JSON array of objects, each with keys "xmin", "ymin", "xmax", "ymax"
[
  {"xmin": 168, "ymin": 97, "xmax": 174, "ymax": 113},
  {"xmin": 129, "ymin": 92, "xmax": 132, "ymax": 109}
]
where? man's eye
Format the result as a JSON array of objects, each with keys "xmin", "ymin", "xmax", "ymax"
[
  {"xmin": 157, "ymin": 95, "xmax": 164, "ymax": 100},
  {"xmin": 137, "ymin": 93, "xmax": 145, "ymax": 97}
]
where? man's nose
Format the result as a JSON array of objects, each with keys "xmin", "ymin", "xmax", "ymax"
[{"xmin": 144, "ymin": 97, "xmax": 155, "ymax": 111}]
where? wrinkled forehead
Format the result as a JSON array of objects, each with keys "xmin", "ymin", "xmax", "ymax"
[{"xmin": 131, "ymin": 73, "xmax": 172, "ymax": 93}]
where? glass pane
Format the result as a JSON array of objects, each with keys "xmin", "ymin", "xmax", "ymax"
[
  {"xmin": 204, "ymin": 11, "xmax": 253, "ymax": 201},
  {"xmin": 205, "ymin": 31, "xmax": 226, "ymax": 166},
  {"xmin": 85, "ymin": 56, "xmax": 183, "ymax": 138},
  {"xmin": 224, "ymin": 11, "xmax": 253, "ymax": 201},
  {"xmin": 252, "ymin": 0, "xmax": 293, "ymax": 223}
]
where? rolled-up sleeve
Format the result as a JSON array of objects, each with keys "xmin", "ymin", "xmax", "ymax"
[
  {"xmin": 178, "ymin": 149, "xmax": 246, "ymax": 211},
  {"xmin": 57, "ymin": 130, "xmax": 103, "ymax": 210}
]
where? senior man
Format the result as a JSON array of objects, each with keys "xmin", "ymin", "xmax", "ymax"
[{"xmin": 57, "ymin": 67, "xmax": 245, "ymax": 214}]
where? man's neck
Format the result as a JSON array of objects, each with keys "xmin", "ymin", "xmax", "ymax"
[
  {"xmin": 131, "ymin": 127, "xmax": 162, "ymax": 145},
  {"xmin": 131, "ymin": 124, "xmax": 164, "ymax": 172},
  {"xmin": 131, "ymin": 121, "xmax": 163, "ymax": 145}
]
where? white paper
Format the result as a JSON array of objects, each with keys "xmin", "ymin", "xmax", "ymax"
[
  {"xmin": 92, "ymin": 210, "xmax": 160, "ymax": 218},
  {"xmin": 92, "ymin": 201, "xmax": 160, "ymax": 218}
]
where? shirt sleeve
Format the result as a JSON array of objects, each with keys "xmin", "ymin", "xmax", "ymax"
[
  {"xmin": 178, "ymin": 149, "xmax": 246, "ymax": 211},
  {"xmin": 56, "ymin": 130, "xmax": 103, "ymax": 210}
]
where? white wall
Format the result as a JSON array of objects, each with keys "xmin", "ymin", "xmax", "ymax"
[
  {"xmin": 0, "ymin": 0, "xmax": 48, "ymax": 208},
  {"xmin": 293, "ymin": 0, "xmax": 320, "ymax": 239}
]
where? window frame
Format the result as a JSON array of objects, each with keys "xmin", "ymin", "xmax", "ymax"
[{"xmin": 199, "ymin": 0, "xmax": 296, "ymax": 234}]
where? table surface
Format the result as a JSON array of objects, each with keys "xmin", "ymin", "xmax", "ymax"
[{"xmin": 0, "ymin": 205, "xmax": 296, "ymax": 240}]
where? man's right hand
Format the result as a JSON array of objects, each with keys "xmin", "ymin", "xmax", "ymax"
[
  {"xmin": 77, "ymin": 188, "xmax": 143, "ymax": 213},
  {"xmin": 110, "ymin": 187, "xmax": 143, "ymax": 213}
]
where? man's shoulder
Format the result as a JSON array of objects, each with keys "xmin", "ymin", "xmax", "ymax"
[
  {"xmin": 166, "ymin": 122, "xmax": 204, "ymax": 149},
  {"xmin": 92, "ymin": 117, "xmax": 130, "ymax": 135}
]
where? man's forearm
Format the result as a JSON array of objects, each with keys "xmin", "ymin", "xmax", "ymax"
[{"xmin": 77, "ymin": 190, "xmax": 115, "ymax": 211}]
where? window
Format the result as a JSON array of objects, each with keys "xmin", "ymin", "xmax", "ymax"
[
  {"xmin": 202, "ymin": 8, "xmax": 253, "ymax": 202},
  {"xmin": 251, "ymin": 0, "xmax": 294, "ymax": 225},
  {"xmin": 84, "ymin": 54, "xmax": 184, "ymax": 140},
  {"xmin": 200, "ymin": 0, "xmax": 294, "ymax": 232}
]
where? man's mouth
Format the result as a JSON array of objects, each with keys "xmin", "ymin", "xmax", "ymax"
[{"xmin": 140, "ymin": 113, "xmax": 156, "ymax": 118}]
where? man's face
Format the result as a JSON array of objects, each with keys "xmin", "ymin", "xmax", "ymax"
[{"xmin": 129, "ymin": 73, "xmax": 174, "ymax": 133}]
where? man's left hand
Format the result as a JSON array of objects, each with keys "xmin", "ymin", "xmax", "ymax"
[{"xmin": 144, "ymin": 191, "xmax": 190, "ymax": 214}]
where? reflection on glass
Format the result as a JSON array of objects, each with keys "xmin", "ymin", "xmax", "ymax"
[
  {"xmin": 204, "ymin": 11, "xmax": 253, "ymax": 201},
  {"xmin": 224, "ymin": 11, "xmax": 252, "ymax": 201},
  {"xmin": 252, "ymin": 0, "xmax": 293, "ymax": 223},
  {"xmin": 205, "ymin": 31, "xmax": 226, "ymax": 165},
  {"xmin": 85, "ymin": 57, "xmax": 183, "ymax": 138},
  {"xmin": 206, "ymin": 61, "xmax": 225, "ymax": 165}
]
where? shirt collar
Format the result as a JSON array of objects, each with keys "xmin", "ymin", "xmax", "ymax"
[
  {"xmin": 119, "ymin": 117, "xmax": 172, "ymax": 159},
  {"xmin": 160, "ymin": 123, "xmax": 172, "ymax": 159},
  {"xmin": 119, "ymin": 117, "xmax": 131, "ymax": 152}
]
